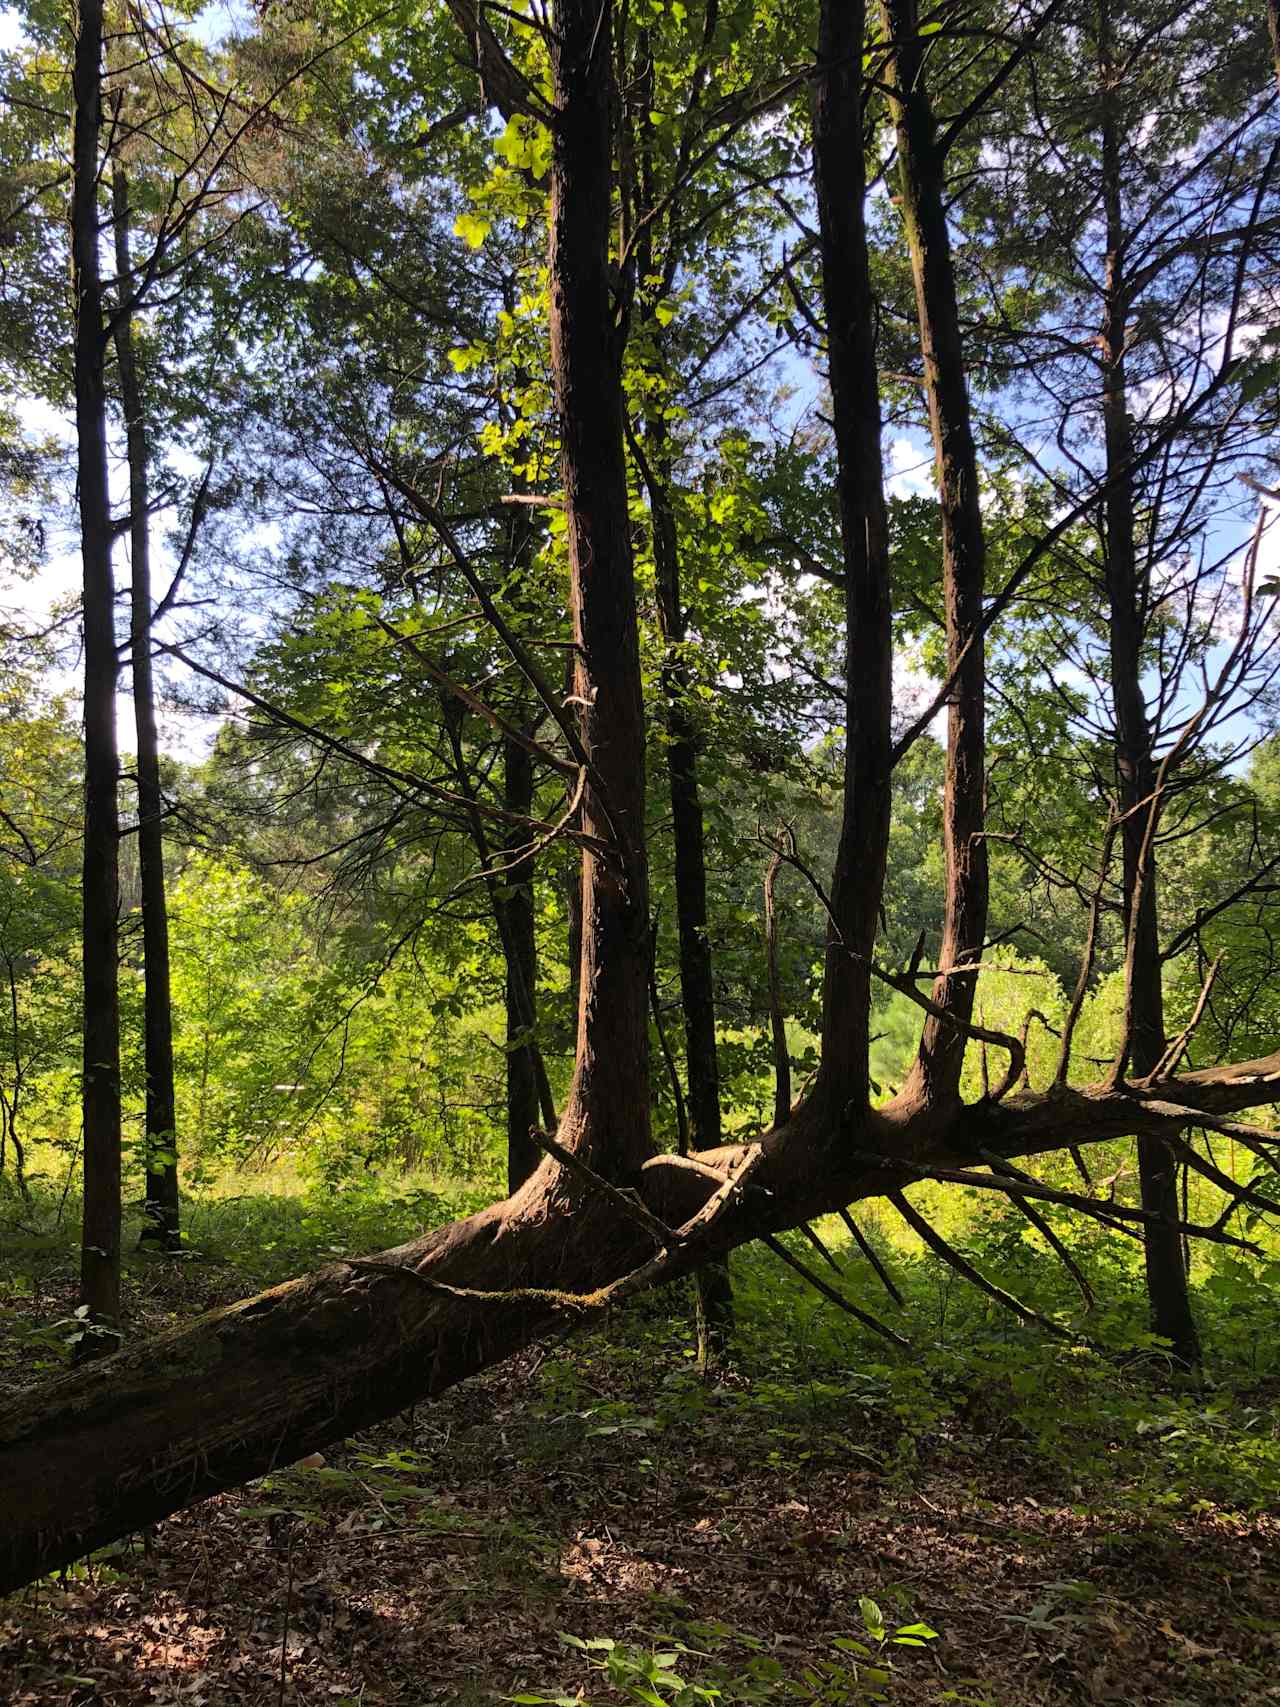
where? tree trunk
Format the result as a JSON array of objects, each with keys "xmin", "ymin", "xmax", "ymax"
[
  {"xmin": 764, "ymin": 847, "xmax": 791, "ymax": 1129},
  {"xmin": 630, "ymin": 417, "xmax": 731, "ymax": 1352},
  {"xmin": 72, "ymin": 0, "xmax": 122, "ymax": 1341},
  {"xmin": 637, "ymin": 438, "xmax": 722, "ymax": 1152},
  {"xmin": 550, "ymin": 0, "xmax": 651, "ymax": 1179},
  {"xmin": 1097, "ymin": 32, "xmax": 1199, "ymax": 1365},
  {"xmin": 503, "ymin": 731, "xmax": 547, "ymax": 1191},
  {"xmin": 624, "ymin": 44, "xmax": 729, "ymax": 1350},
  {"xmin": 882, "ymin": 0, "xmax": 990, "ymax": 1117},
  {"xmin": 112, "ymin": 166, "xmax": 181, "ymax": 1255},
  {"xmin": 811, "ymin": 0, "xmax": 893, "ymax": 1117},
  {"xmin": 1, "ymin": 1047, "xmax": 1275, "ymax": 1595},
  {"xmin": 437, "ymin": 699, "xmax": 555, "ymax": 1187},
  {"xmin": 563, "ymin": 637, "xmax": 584, "ymax": 1017},
  {"xmin": 623, "ymin": 21, "xmax": 722, "ymax": 1153}
]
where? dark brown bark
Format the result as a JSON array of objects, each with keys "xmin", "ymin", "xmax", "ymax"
[
  {"xmin": 882, "ymin": 0, "xmax": 990, "ymax": 1116},
  {"xmin": 622, "ymin": 33, "xmax": 722, "ymax": 1157},
  {"xmin": 764, "ymin": 847, "xmax": 791, "ymax": 1129},
  {"xmin": 651, "ymin": 587, "xmax": 731, "ymax": 1340},
  {"xmin": 2, "ymin": 1047, "xmax": 1276, "ymax": 1596},
  {"xmin": 562, "ymin": 627, "xmax": 584, "ymax": 1017},
  {"xmin": 72, "ymin": 0, "xmax": 122, "ymax": 1337},
  {"xmin": 1097, "ymin": 27, "xmax": 1199, "ymax": 1364},
  {"xmin": 644, "ymin": 449, "xmax": 723, "ymax": 1152},
  {"xmin": 437, "ymin": 700, "xmax": 555, "ymax": 1188},
  {"xmin": 112, "ymin": 166, "xmax": 181, "ymax": 1254},
  {"xmin": 503, "ymin": 732, "xmax": 548, "ymax": 1191},
  {"xmin": 565, "ymin": 853, "xmax": 583, "ymax": 1012},
  {"xmin": 643, "ymin": 510, "xmax": 733, "ymax": 1336},
  {"xmin": 811, "ymin": 0, "xmax": 893, "ymax": 1116},
  {"xmin": 623, "ymin": 37, "xmax": 729, "ymax": 1350},
  {"xmin": 550, "ymin": 0, "xmax": 651, "ymax": 1179}
]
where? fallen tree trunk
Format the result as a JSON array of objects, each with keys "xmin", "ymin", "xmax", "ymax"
[{"xmin": 2, "ymin": 1050, "xmax": 1275, "ymax": 1598}]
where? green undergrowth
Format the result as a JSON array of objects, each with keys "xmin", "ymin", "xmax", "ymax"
[
  {"xmin": 4, "ymin": 1166, "xmax": 1279, "ymax": 1517},
  {"xmin": 0, "ymin": 1169, "xmax": 489, "ymax": 1384},
  {"xmin": 6, "ymin": 1166, "xmax": 1279, "ymax": 1706},
  {"xmin": 525, "ymin": 1212, "xmax": 1280, "ymax": 1520},
  {"xmin": 511, "ymin": 1610, "xmax": 943, "ymax": 1707}
]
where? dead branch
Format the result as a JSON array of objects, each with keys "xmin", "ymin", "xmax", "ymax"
[
  {"xmin": 798, "ymin": 1220, "xmax": 843, "ymax": 1273},
  {"xmin": 985, "ymin": 1159, "xmax": 1095, "ymax": 1310},
  {"xmin": 838, "ymin": 1209, "xmax": 905, "ymax": 1305},
  {"xmin": 890, "ymin": 1190, "xmax": 1069, "ymax": 1337},
  {"xmin": 370, "ymin": 613, "xmax": 579, "ymax": 781},
  {"xmin": 1145, "ymin": 953, "xmax": 1225, "ymax": 1081},
  {"xmin": 761, "ymin": 1235, "xmax": 910, "ymax": 1348},
  {"xmin": 979, "ymin": 1150, "xmax": 1141, "ymax": 1244},
  {"xmin": 1171, "ymin": 1137, "xmax": 1280, "ymax": 1223},
  {"xmin": 526, "ymin": 1127, "xmax": 678, "ymax": 1250},
  {"xmin": 876, "ymin": 1156, "xmax": 1261, "ymax": 1254}
]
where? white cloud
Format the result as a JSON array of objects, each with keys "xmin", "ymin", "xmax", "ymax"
[{"xmin": 886, "ymin": 435, "xmax": 933, "ymax": 500}]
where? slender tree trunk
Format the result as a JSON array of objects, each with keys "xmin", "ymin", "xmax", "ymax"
[
  {"xmin": 438, "ymin": 699, "xmax": 554, "ymax": 1188},
  {"xmin": 882, "ymin": 0, "xmax": 990, "ymax": 1116},
  {"xmin": 637, "ymin": 438, "xmax": 722, "ymax": 1151},
  {"xmin": 811, "ymin": 0, "xmax": 893, "ymax": 1119},
  {"xmin": 1097, "ymin": 37, "xmax": 1199, "ymax": 1365},
  {"xmin": 112, "ymin": 166, "xmax": 181, "ymax": 1255},
  {"xmin": 551, "ymin": 0, "xmax": 651, "ymax": 1178},
  {"xmin": 72, "ymin": 0, "xmax": 122, "ymax": 1343},
  {"xmin": 764, "ymin": 847, "xmax": 792, "ymax": 1129},
  {"xmin": 503, "ymin": 732, "xmax": 546, "ymax": 1191},
  {"xmin": 624, "ymin": 24, "xmax": 721, "ymax": 1150},
  {"xmin": 565, "ymin": 856, "xmax": 583, "ymax": 1011},
  {"xmin": 562, "ymin": 651, "xmax": 583, "ymax": 1018},
  {"xmin": 630, "ymin": 423, "xmax": 732, "ymax": 1353},
  {"xmin": 624, "ymin": 45, "xmax": 729, "ymax": 1349}
]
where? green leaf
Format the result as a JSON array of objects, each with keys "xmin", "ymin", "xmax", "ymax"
[
  {"xmin": 859, "ymin": 1597, "xmax": 886, "ymax": 1639},
  {"xmin": 453, "ymin": 211, "xmax": 491, "ymax": 250}
]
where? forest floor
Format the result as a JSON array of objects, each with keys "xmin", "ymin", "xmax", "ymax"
[{"xmin": 1, "ymin": 1184, "xmax": 1278, "ymax": 1707}]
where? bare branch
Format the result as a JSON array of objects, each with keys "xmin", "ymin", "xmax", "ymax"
[
  {"xmin": 1145, "ymin": 953, "xmax": 1225, "ymax": 1082},
  {"xmin": 762, "ymin": 1234, "xmax": 911, "ymax": 1348},
  {"xmin": 526, "ymin": 1126, "xmax": 679, "ymax": 1251},
  {"xmin": 889, "ymin": 1190, "xmax": 1070, "ymax": 1335},
  {"xmin": 839, "ymin": 1209, "xmax": 905, "ymax": 1305}
]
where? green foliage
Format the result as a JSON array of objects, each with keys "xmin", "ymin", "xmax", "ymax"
[
  {"xmin": 512, "ymin": 1609, "xmax": 940, "ymax": 1706},
  {"xmin": 529, "ymin": 1199, "xmax": 1280, "ymax": 1517},
  {"xmin": 0, "ymin": 1164, "xmax": 487, "ymax": 1326}
]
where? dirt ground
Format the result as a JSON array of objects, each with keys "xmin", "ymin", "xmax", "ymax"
[{"xmin": 1, "ymin": 1268, "xmax": 1278, "ymax": 1706}]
